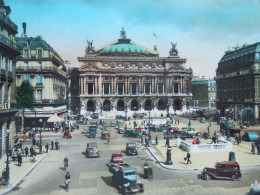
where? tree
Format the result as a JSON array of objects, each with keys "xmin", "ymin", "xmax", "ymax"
[{"xmin": 16, "ymin": 80, "xmax": 34, "ymax": 134}]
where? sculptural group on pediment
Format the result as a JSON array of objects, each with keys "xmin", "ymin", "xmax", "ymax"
[
  {"xmin": 85, "ymin": 39, "xmax": 95, "ymax": 53},
  {"xmin": 169, "ymin": 42, "xmax": 179, "ymax": 57}
]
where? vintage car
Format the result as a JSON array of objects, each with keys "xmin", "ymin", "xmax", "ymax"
[
  {"xmin": 191, "ymin": 114, "xmax": 197, "ymax": 120},
  {"xmin": 118, "ymin": 127, "xmax": 125, "ymax": 134},
  {"xmin": 126, "ymin": 142, "xmax": 138, "ymax": 155},
  {"xmin": 174, "ymin": 131, "xmax": 194, "ymax": 139},
  {"xmin": 110, "ymin": 153, "xmax": 123, "ymax": 164},
  {"xmin": 229, "ymin": 127, "xmax": 241, "ymax": 136},
  {"xmin": 124, "ymin": 128, "xmax": 139, "ymax": 137},
  {"xmin": 242, "ymin": 132, "xmax": 258, "ymax": 141},
  {"xmin": 200, "ymin": 117, "xmax": 206, "ymax": 123},
  {"xmin": 110, "ymin": 121, "xmax": 116, "ymax": 127},
  {"xmin": 90, "ymin": 121, "xmax": 98, "ymax": 127},
  {"xmin": 180, "ymin": 127, "xmax": 201, "ymax": 136},
  {"xmin": 101, "ymin": 131, "xmax": 110, "ymax": 139},
  {"xmin": 92, "ymin": 112, "xmax": 99, "ymax": 119},
  {"xmin": 168, "ymin": 126, "xmax": 179, "ymax": 134},
  {"xmin": 202, "ymin": 161, "xmax": 241, "ymax": 181},
  {"xmin": 86, "ymin": 142, "xmax": 99, "ymax": 158}
]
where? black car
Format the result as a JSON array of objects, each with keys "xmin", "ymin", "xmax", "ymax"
[
  {"xmin": 174, "ymin": 131, "xmax": 194, "ymax": 139},
  {"xmin": 116, "ymin": 115, "xmax": 126, "ymax": 120},
  {"xmin": 126, "ymin": 142, "xmax": 138, "ymax": 155}
]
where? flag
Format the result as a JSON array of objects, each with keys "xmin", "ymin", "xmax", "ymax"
[{"xmin": 152, "ymin": 31, "xmax": 157, "ymax": 38}]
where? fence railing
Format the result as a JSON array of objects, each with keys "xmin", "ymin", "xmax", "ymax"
[{"xmin": 177, "ymin": 137, "xmax": 233, "ymax": 153}]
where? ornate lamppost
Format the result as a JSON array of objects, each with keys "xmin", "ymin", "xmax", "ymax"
[
  {"xmin": 225, "ymin": 118, "xmax": 231, "ymax": 141},
  {"xmin": 39, "ymin": 118, "xmax": 43, "ymax": 154},
  {"xmin": 165, "ymin": 146, "xmax": 173, "ymax": 165},
  {"xmin": 3, "ymin": 130, "xmax": 11, "ymax": 185}
]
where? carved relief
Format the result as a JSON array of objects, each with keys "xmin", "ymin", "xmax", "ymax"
[
  {"xmin": 152, "ymin": 63, "xmax": 157, "ymax": 68},
  {"xmin": 124, "ymin": 62, "xmax": 130, "ymax": 68},
  {"xmin": 169, "ymin": 66, "xmax": 185, "ymax": 72},
  {"xmin": 138, "ymin": 63, "xmax": 143, "ymax": 69},
  {"xmin": 110, "ymin": 62, "xmax": 116, "ymax": 68},
  {"xmin": 80, "ymin": 65, "xmax": 100, "ymax": 72}
]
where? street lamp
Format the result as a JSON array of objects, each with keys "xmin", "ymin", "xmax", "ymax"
[
  {"xmin": 3, "ymin": 130, "xmax": 11, "ymax": 185},
  {"xmin": 125, "ymin": 104, "xmax": 128, "ymax": 121},
  {"xmin": 188, "ymin": 108, "xmax": 191, "ymax": 129},
  {"xmin": 165, "ymin": 146, "xmax": 173, "ymax": 165},
  {"xmin": 148, "ymin": 111, "xmax": 151, "ymax": 146},
  {"xmin": 39, "ymin": 119, "xmax": 43, "ymax": 154}
]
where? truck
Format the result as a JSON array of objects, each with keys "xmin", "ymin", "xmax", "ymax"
[
  {"xmin": 109, "ymin": 163, "xmax": 144, "ymax": 194},
  {"xmin": 88, "ymin": 124, "xmax": 97, "ymax": 138}
]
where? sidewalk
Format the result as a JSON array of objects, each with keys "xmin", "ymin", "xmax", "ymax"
[
  {"xmin": 147, "ymin": 137, "xmax": 260, "ymax": 171},
  {"xmin": 0, "ymin": 147, "xmax": 47, "ymax": 195}
]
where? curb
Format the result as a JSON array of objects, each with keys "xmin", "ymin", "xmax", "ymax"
[
  {"xmin": 0, "ymin": 153, "xmax": 47, "ymax": 195},
  {"xmin": 146, "ymin": 147, "xmax": 260, "ymax": 172}
]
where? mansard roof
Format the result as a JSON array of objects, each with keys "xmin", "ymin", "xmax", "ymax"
[{"xmin": 219, "ymin": 42, "xmax": 260, "ymax": 63}]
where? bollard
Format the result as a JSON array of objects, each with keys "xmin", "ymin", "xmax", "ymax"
[{"xmin": 228, "ymin": 152, "xmax": 236, "ymax": 162}]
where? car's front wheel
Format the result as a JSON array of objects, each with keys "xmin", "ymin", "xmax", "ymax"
[
  {"xmin": 232, "ymin": 174, "xmax": 239, "ymax": 181},
  {"xmin": 204, "ymin": 173, "xmax": 211, "ymax": 180}
]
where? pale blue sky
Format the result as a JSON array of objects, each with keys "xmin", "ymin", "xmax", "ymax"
[{"xmin": 8, "ymin": 0, "xmax": 260, "ymax": 78}]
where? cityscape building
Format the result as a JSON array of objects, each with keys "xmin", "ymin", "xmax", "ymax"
[
  {"xmin": 15, "ymin": 23, "xmax": 68, "ymax": 128},
  {"xmin": 215, "ymin": 42, "xmax": 260, "ymax": 124},
  {"xmin": 192, "ymin": 76, "xmax": 216, "ymax": 108},
  {"xmin": 0, "ymin": 0, "xmax": 20, "ymax": 159},
  {"xmin": 70, "ymin": 29, "xmax": 193, "ymax": 116}
]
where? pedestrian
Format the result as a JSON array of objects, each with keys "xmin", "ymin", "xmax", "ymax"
[
  {"xmin": 32, "ymin": 138, "xmax": 36, "ymax": 146},
  {"xmin": 30, "ymin": 146, "xmax": 34, "ymax": 157},
  {"xmin": 211, "ymin": 136, "xmax": 216, "ymax": 144},
  {"xmin": 186, "ymin": 152, "xmax": 191, "ymax": 165},
  {"xmin": 236, "ymin": 135, "xmax": 239, "ymax": 145},
  {"xmin": 196, "ymin": 137, "xmax": 200, "ymax": 144},
  {"xmin": 57, "ymin": 141, "xmax": 60, "ymax": 150},
  {"xmin": 55, "ymin": 140, "xmax": 58, "ymax": 150},
  {"xmin": 25, "ymin": 146, "xmax": 29, "ymax": 157},
  {"xmin": 251, "ymin": 142, "xmax": 256, "ymax": 154},
  {"xmin": 257, "ymin": 143, "xmax": 260, "ymax": 154},
  {"xmin": 17, "ymin": 153, "xmax": 22, "ymax": 166},
  {"xmin": 178, "ymin": 120, "xmax": 179, "ymax": 125},
  {"xmin": 45, "ymin": 143, "xmax": 49, "ymax": 153},
  {"xmin": 214, "ymin": 131, "xmax": 217, "ymax": 136},
  {"xmin": 145, "ymin": 136, "xmax": 148, "ymax": 147},
  {"xmin": 141, "ymin": 136, "xmax": 143, "ymax": 144},
  {"xmin": 155, "ymin": 135, "xmax": 158, "ymax": 145},
  {"xmin": 51, "ymin": 140, "xmax": 54, "ymax": 150},
  {"xmin": 209, "ymin": 122, "xmax": 211, "ymax": 127},
  {"xmin": 238, "ymin": 134, "xmax": 242, "ymax": 144}
]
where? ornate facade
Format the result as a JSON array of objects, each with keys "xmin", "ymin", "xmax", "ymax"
[
  {"xmin": 215, "ymin": 42, "xmax": 260, "ymax": 124},
  {"xmin": 15, "ymin": 23, "xmax": 67, "ymax": 126},
  {"xmin": 192, "ymin": 76, "xmax": 216, "ymax": 108},
  {"xmin": 0, "ymin": 0, "xmax": 20, "ymax": 159},
  {"xmin": 71, "ymin": 29, "xmax": 192, "ymax": 116}
]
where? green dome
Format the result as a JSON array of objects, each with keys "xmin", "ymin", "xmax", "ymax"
[{"xmin": 102, "ymin": 39, "xmax": 145, "ymax": 53}]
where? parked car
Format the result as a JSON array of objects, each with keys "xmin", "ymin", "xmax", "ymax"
[
  {"xmin": 124, "ymin": 129, "xmax": 139, "ymax": 137},
  {"xmin": 181, "ymin": 127, "xmax": 201, "ymax": 136},
  {"xmin": 118, "ymin": 127, "xmax": 125, "ymax": 134},
  {"xmin": 116, "ymin": 115, "xmax": 126, "ymax": 120},
  {"xmin": 92, "ymin": 112, "xmax": 99, "ymax": 119},
  {"xmin": 110, "ymin": 121, "xmax": 116, "ymax": 127},
  {"xmin": 202, "ymin": 161, "xmax": 241, "ymax": 181},
  {"xmin": 86, "ymin": 142, "xmax": 99, "ymax": 158},
  {"xmin": 191, "ymin": 114, "xmax": 197, "ymax": 120},
  {"xmin": 242, "ymin": 132, "xmax": 258, "ymax": 141},
  {"xmin": 110, "ymin": 153, "xmax": 123, "ymax": 164},
  {"xmin": 200, "ymin": 117, "xmax": 206, "ymax": 123},
  {"xmin": 133, "ymin": 112, "xmax": 147, "ymax": 119},
  {"xmin": 126, "ymin": 142, "xmax": 138, "ymax": 155},
  {"xmin": 174, "ymin": 131, "xmax": 194, "ymax": 139},
  {"xmin": 101, "ymin": 131, "xmax": 110, "ymax": 139}
]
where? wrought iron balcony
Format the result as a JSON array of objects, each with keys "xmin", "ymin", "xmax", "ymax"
[
  {"xmin": 16, "ymin": 66, "xmax": 66, "ymax": 77},
  {"xmin": 31, "ymin": 99, "xmax": 68, "ymax": 104},
  {"xmin": 0, "ymin": 11, "xmax": 18, "ymax": 33},
  {"xmin": 0, "ymin": 33, "xmax": 20, "ymax": 53}
]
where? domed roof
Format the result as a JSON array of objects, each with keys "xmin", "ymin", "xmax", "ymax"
[
  {"xmin": 101, "ymin": 39, "xmax": 145, "ymax": 53},
  {"xmin": 94, "ymin": 28, "xmax": 159, "ymax": 57}
]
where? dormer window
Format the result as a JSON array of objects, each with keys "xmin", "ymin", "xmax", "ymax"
[{"xmin": 38, "ymin": 50, "xmax": 42, "ymax": 59}]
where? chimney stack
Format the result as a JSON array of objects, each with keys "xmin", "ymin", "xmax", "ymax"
[{"xmin": 22, "ymin": 22, "xmax": 26, "ymax": 37}]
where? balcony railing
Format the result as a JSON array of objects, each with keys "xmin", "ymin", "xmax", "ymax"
[
  {"xmin": 32, "ymin": 99, "xmax": 68, "ymax": 104},
  {"xmin": 0, "ymin": 33, "xmax": 20, "ymax": 53},
  {"xmin": 80, "ymin": 92, "xmax": 192, "ymax": 97},
  {"xmin": 16, "ymin": 66, "xmax": 66, "ymax": 77},
  {"xmin": 0, "ymin": 11, "xmax": 18, "ymax": 32}
]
